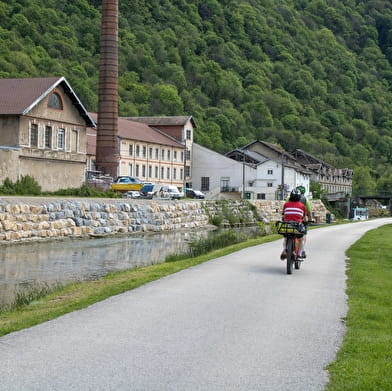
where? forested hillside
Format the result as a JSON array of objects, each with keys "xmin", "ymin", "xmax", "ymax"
[{"xmin": 1, "ymin": 0, "xmax": 392, "ymax": 193}]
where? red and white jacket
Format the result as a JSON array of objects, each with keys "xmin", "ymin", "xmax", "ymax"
[{"xmin": 282, "ymin": 201, "xmax": 306, "ymax": 222}]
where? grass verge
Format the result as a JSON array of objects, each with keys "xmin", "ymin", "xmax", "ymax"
[
  {"xmin": 325, "ymin": 224, "xmax": 392, "ymax": 390},
  {"xmin": 0, "ymin": 233, "xmax": 279, "ymax": 337}
]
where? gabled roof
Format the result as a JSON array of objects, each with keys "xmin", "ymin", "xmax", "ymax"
[
  {"xmin": 242, "ymin": 140, "xmax": 287, "ymax": 154},
  {"xmin": 89, "ymin": 113, "xmax": 184, "ymax": 148},
  {"xmin": 125, "ymin": 116, "xmax": 196, "ymax": 128},
  {"xmin": 291, "ymin": 149, "xmax": 333, "ymax": 168},
  {"xmin": 0, "ymin": 76, "xmax": 95, "ymax": 126},
  {"xmin": 225, "ymin": 148, "xmax": 270, "ymax": 165}
]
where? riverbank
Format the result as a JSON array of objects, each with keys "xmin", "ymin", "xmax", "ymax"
[
  {"xmin": 0, "ymin": 197, "xmax": 329, "ymax": 244},
  {"xmin": 0, "ymin": 233, "xmax": 279, "ymax": 336}
]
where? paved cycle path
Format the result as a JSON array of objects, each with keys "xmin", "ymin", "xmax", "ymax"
[{"xmin": 0, "ymin": 218, "xmax": 390, "ymax": 391}]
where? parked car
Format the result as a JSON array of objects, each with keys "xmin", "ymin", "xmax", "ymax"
[
  {"xmin": 159, "ymin": 185, "xmax": 184, "ymax": 200},
  {"xmin": 123, "ymin": 190, "xmax": 141, "ymax": 199},
  {"xmin": 139, "ymin": 183, "xmax": 157, "ymax": 199},
  {"xmin": 110, "ymin": 176, "xmax": 143, "ymax": 192},
  {"xmin": 186, "ymin": 188, "xmax": 205, "ymax": 199}
]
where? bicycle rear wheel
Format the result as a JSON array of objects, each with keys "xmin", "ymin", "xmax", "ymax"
[{"xmin": 286, "ymin": 238, "xmax": 294, "ymax": 274}]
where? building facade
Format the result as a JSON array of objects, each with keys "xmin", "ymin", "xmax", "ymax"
[
  {"xmin": 292, "ymin": 149, "xmax": 353, "ymax": 197},
  {"xmin": 0, "ymin": 77, "xmax": 94, "ymax": 191},
  {"xmin": 127, "ymin": 116, "xmax": 195, "ymax": 188},
  {"xmin": 192, "ymin": 141, "xmax": 312, "ymax": 200},
  {"xmin": 88, "ymin": 115, "xmax": 188, "ymax": 190}
]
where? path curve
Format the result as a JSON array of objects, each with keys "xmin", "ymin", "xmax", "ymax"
[{"xmin": 0, "ymin": 218, "xmax": 390, "ymax": 391}]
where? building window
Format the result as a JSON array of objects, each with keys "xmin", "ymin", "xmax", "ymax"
[
  {"xmin": 155, "ymin": 148, "xmax": 159, "ymax": 159},
  {"xmin": 186, "ymin": 129, "xmax": 191, "ymax": 140},
  {"xmin": 30, "ymin": 124, "xmax": 38, "ymax": 147},
  {"xmin": 267, "ymin": 183, "xmax": 273, "ymax": 187},
  {"xmin": 185, "ymin": 165, "xmax": 190, "ymax": 177},
  {"xmin": 221, "ymin": 178, "xmax": 229, "ymax": 192},
  {"xmin": 142, "ymin": 165, "xmax": 146, "ymax": 177},
  {"xmin": 167, "ymin": 149, "xmax": 170, "ymax": 161},
  {"xmin": 57, "ymin": 128, "xmax": 65, "ymax": 149},
  {"xmin": 149, "ymin": 147, "xmax": 153, "ymax": 159},
  {"xmin": 173, "ymin": 168, "xmax": 177, "ymax": 179},
  {"xmin": 185, "ymin": 149, "xmax": 191, "ymax": 160},
  {"xmin": 45, "ymin": 126, "xmax": 52, "ymax": 148},
  {"xmin": 71, "ymin": 130, "xmax": 78, "ymax": 152},
  {"xmin": 148, "ymin": 165, "xmax": 152, "ymax": 178},
  {"xmin": 181, "ymin": 151, "xmax": 184, "ymax": 162},
  {"xmin": 257, "ymin": 193, "xmax": 266, "ymax": 200},
  {"xmin": 161, "ymin": 149, "xmax": 165, "ymax": 160},
  {"xmin": 201, "ymin": 177, "xmax": 210, "ymax": 192},
  {"xmin": 142, "ymin": 146, "xmax": 147, "ymax": 158},
  {"xmin": 136, "ymin": 164, "xmax": 139, "ymax": 177},
  {"xmin": 155, "ymin": 166, "xmax": 158, "ymax": 178},
  {"xmin": 174, "ymin": 151, "xmax": 177, "ymax": 161},
  {"xmin": 129, "ymin": 144, "xmax": 133, "ymax": 156},
  {"xmin": 167, "ymin": 167, "xmax": 170, "ymax": 179},
  {"xmin": 161, "ymin": 167, "xmax": 164, "ymax": 179},
  {"xmin": 136, "ymin": 145, "xmax": 140, "ymax": 157},
  {"xmin": 48, "ymin": 92, "xmax": 63, "ymax": 110},
  {"xmin": 129, "ymin": 164, "xmax": 133, "ymax": 176},
  {"xmin": 180, "ymin": 168, "xmax": 183, "ymax": 180},
  {"xmin": 267, "ymin": 169, "xmax": 273, "ymax": 175}
]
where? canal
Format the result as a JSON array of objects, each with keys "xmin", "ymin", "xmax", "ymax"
[{"xmin": 0, "ymin": 230, "xmax": 207, "ymax": 308}]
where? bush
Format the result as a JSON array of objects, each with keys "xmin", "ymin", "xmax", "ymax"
[{"xmin": 0, "ymin": 175, "xmax": 41, "ymax": 195}]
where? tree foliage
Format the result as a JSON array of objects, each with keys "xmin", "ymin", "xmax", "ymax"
[{"xmin": 1, "ymin": 0, "xmax": 392, "ymax": 191}]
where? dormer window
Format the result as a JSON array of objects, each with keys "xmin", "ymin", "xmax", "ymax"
[{"xmin": 48, "ymin": 92, "xmax": 63, "ymax": 110}]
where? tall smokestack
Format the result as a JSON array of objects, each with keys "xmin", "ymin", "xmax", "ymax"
[{"xmin": 96, "ymin": 0, "xmax": 119, "ymax": 179}]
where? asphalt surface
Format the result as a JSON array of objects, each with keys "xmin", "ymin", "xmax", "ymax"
[{"xmin": 0, "ymin": 218, "xmax": 390, "ymax": 391}]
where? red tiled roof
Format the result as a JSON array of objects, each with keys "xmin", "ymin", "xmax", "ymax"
[
  {"xmin": 89, "ymin": 113, "xmax": 184, "ymax": 148},
  {"xmin": 0, "ymin": 76, "xmax": 95, "ymax": 126},
  {"xmin": 125, "ymin": 116, "xmax": 196, "ymax": 127},
  {"xmin": 0, "ymin": 77, "xmax": 64, "ymax": 114}
]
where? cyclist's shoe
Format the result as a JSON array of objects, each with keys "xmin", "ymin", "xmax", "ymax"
[
  {"xmin": 280, "ymin": 250, "xmax": 287, "ymax": 260},
  {"xmin": 301, "ymin": 250, "xmax": 307, "ymax": 259}
]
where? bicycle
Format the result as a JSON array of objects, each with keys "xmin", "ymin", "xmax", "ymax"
[{"xmin": 276, "ymin": 221, "xmax": 306, "ymax": 275}]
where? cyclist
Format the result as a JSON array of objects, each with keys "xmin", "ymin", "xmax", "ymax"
[
  {"xmin": 280, "ymin": 189, "xmax": 306, "ymax": 260},
  {"xmin": 295, "ymin": 185, "xmax": 312, "ymax": 258},
  {"xmin": 296, "ymin": 185, "xmax": 312, "ymax": 221}
]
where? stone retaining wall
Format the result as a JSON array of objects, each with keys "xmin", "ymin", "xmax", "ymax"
[{"xmin": 0, "ymin": 198, "xmax": 329, "ymax": 243}]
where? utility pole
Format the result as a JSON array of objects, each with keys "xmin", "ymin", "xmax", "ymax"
[{"xmin": 242, "ymin": 154, "xmax": 245, "ymax": 199}]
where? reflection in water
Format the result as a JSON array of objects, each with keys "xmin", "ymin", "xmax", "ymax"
[{"xmin": 0, "ymin": 230, "xmax": 206, "ymax": 308}]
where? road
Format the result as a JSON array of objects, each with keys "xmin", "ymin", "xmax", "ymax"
[{"xmin": 0, "ymin": 218, "xmax": 390, "ymax": 391}]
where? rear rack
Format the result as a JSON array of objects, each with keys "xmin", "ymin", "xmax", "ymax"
[{"xmin": 276, "ymin": 221, "xmax": 305, "ymax": 236}]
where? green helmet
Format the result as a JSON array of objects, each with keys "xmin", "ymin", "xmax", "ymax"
[{"xmin": 296, "ymin": 185, "xmax": 305, "ymax": 195}]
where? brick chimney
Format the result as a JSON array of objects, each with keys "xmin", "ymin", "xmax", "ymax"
[{"xmin": 96, "ymin": 0, "xmax": 119, "ymax": 179}]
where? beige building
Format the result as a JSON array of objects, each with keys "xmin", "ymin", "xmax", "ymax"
[
  {"xmin": 291, "ymin": 149, "xmax": 353, "ymax": 198},
  {"xmin": 88, "ymin": 115, "xmax": 195, "ymax": 189},
  {"xmin": 127, "ymin": 116, "xmax": 195, "ymax": 188},
  {"xmin": 0, "ymin": 77, "xmax": 95, "ymax": 191}
]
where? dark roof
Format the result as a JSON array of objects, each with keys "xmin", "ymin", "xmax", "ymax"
[
  {"xmin": 292, "ymin": 149, "xmax": 333, "ymax": 167},
  {"xmin": 125, "ymin": 116, "xmax": 196, "ymax": 128},
  {"xmin": 225, "ymin": 149, "xmax": 270, "ymax": 165},
  {"xmin": 89, "ymin": 113, "xmax": 184, "ymax": 148},
  {"xmin": 0, "ymin": 76, "xmax": 95, "ymax": 126}
]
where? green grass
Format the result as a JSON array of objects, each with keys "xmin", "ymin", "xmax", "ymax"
[
  {"xmin": 325, "ymin": 224, "xmax": 392, "ymax": 391},
  {"xmin": 0, "ymin": 233, "xmax": 279, "ymax": 337}
]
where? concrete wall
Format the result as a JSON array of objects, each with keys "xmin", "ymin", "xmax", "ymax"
[{"xmin": 0, "ymin": 198, "xmax": 329, "ymax": 243}]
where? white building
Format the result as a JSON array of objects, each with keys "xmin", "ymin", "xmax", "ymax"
[{"xmin": 192, "ymin": 141, "xmax": 312, "ymax": 200}]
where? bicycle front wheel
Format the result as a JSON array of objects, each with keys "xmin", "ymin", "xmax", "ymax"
[{"xmin": 286, "ymin": 238, "xmax": 294, "ymax": 275}]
